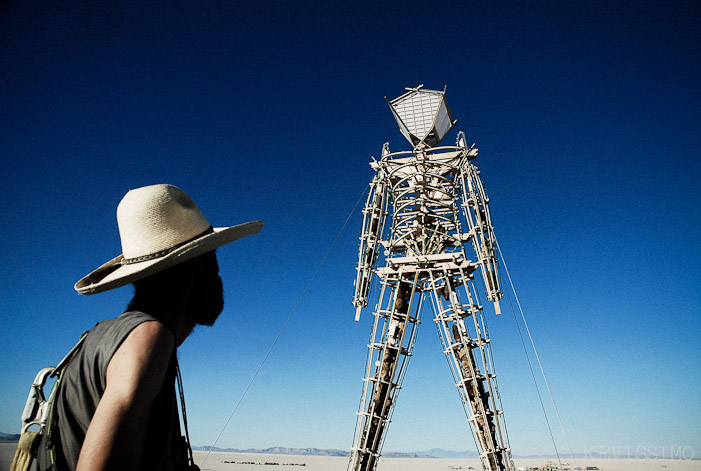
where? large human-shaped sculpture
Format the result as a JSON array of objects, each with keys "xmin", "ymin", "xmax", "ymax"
[{"xmin": 349, "ymin": 85, "xmax": 514, "ymax": 471}]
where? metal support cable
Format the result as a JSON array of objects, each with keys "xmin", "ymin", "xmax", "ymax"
[
  {"xmin": 494, "ymin": 236, "xmax": 578, "ymax": 470},
  {"xmin": 201, "ymin": 185, "xmax": 369, "ymax": 466}
]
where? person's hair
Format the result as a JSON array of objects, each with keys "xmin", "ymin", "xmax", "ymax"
[{"xmin": 126, "ymin": 257, "xmax": 201, "ymax": 313}]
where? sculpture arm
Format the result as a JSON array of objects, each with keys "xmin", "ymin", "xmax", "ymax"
[
  {"xmin": 352, "ymin": 170, "xmax": 389, "ymax": 320},
  {"xmin": 458, "ymin": 136, "xmax": 503, "ymax": 313}
]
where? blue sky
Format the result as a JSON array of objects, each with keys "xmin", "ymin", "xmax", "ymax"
[{"xmin": 1, "ymin": 0, "xmax": 699, "ymax": 458}]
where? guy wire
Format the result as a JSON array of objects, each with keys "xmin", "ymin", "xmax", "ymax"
[
  {"xmin": 495, "ymin": 236, "xmax": 578, "ymax": 469},
  {"xmin": 202, "ymin": 184, "xmax": 369, "ymax": 466}
]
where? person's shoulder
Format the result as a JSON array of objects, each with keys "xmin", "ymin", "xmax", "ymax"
[
  {"xmin": 106, "ymin": 320, "xmax": 175, "ymax": 390},
  {"xmin": 91, "ymin": 310, "xmax": 161, "ymax": 333},
  {"xmin": 90, "ymin": 311, "xmax": 174, "ymax": 348},
  {"xmin": 119, "ymin": 310, "xmax": 162, "ymax": 324},
  {"xmin": 124, "ymin": 320, "xmax": 175, "ymax": 352},
  {"xmin": 103, "ymin": 318, "xmax": 175, "ymax": 414}
]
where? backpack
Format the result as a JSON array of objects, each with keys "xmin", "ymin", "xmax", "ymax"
[{"xmin": 10, "ymin": 332, "xmax": 87, "ymax": 471}]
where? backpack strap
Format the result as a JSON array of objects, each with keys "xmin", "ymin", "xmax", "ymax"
[
  {"xmin": 51, "ymin": 331, "xmax": 89, "ymax": 378},
  {"xmin": 11, "ymin": 332, "xmax": 88, "ymax": 471},
  {"xmin": 45, "ymin": 331, "xmax": 89, "ymax": 468}
]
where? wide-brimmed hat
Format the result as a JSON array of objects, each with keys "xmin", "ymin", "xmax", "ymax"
[{"xmin": 74, "ymin": 184, "xmax": 263, "ymax": 295}]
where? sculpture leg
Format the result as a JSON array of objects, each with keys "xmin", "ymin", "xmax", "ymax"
[
  {"xmin": 349, "ymin": 272, "xmax": 422, "ymax": 471},
  {"xmin": 428, "ymin": 269, "xmax": 513, "ymax": 471}
]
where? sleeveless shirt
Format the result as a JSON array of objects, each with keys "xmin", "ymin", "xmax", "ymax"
[{"xmin": 38, "ymin": 311, "xmax": 181, "ymax": 471}]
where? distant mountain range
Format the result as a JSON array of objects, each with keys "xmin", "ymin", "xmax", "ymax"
[
  {"xmin": 192, "ymin": 446, "xmax": 350, "ymax": 457},
  {"xmin": 0, "ymin": 435, "xmax": 478, "ymax": 458},
  {"xmin": 3, "ymin": 434, "xmax": 698, "ymax": 461},
  {"xmin": 0, "ymin": 435, "xmax": 473, "ymax": 458},
  {"xmin": 0, "ymin": 432, "xmax": 21, "ymax": 443},
  {"xmin": 191, "ymin": 445, "xmax": 480, "ymax": 459}
]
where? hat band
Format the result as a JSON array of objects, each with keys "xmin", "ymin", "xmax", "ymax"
[{"xmin": 121, "ymin": 226, "xmax": 214, "ymax": 265}]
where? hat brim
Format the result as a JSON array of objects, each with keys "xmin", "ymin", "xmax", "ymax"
[{"xmin": 74, "ymin": 220, "xmax": 263, "ymax": 295}]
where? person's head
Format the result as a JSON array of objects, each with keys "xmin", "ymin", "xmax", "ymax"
[
  {"xmin": 74, "ymin": 184, "xmax": 262, "ymax": 308},
  {"xmin": 126, "ymin": 250, "xmax": 224, "ymax": 327}
]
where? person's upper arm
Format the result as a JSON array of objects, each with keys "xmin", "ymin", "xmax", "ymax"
[{"xmin": 76, "ymin": 321, "xmax": 175, "ymax": 471}]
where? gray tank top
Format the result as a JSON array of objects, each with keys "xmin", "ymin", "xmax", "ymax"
[{"xmin": 40, "ymin": 311, "xmax": 180, "ymax": 471}]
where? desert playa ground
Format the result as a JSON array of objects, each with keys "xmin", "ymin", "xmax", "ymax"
[
  {"xmin": 190, "ymin": 451, "xmax": 701, "ymax": 471},
  {"xmin": 1, "ymin": 444, "xmax": 699, "ymax": 471}
]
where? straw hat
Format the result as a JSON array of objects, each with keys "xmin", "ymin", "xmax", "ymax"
[{"xmin": 74, "ymin": 184, "xmax": 263, "ymax": 295}]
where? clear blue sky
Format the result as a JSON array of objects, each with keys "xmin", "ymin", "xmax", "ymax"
[{"xmin": 1, "ymin": 0, "xmax": 699, "ymax": 458}]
